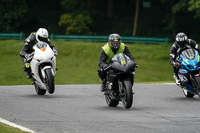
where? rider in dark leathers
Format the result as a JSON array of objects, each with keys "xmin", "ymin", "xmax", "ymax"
[
  {"xmin": 97, "ymin": 33, "xmax": 136, "ymax": 92},
  {"xmin": 170, "ymin": 32, "xmax": 200, "ymax": 87},
  {"xmin": 19, "ymin": 28, "xmax": 58, "ymax": 79}
]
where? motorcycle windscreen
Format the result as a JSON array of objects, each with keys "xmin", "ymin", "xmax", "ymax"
[
  {"xmin": 36, "ymin": 42, "xmax": 48, "ymax": 52},
  {"xmin": 111, "ymin": 53, "xmax": 135, "ymax": 72},
  {"xmin": 181, "ymin": 49, "xmax": 195, "ymax": 60},
  {"xmin": 111, "ymin": 53, "xmax": 129, "ymax": 66}
]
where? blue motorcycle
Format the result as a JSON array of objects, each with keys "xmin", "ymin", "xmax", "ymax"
[{"xmin": 178, "ymin": 49, "xmax": 200, "ymax": 98}]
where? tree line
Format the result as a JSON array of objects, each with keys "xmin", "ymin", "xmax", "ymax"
[{"xmin": 1, "ymin": 0, "xmax": 200, "ymax": 40}]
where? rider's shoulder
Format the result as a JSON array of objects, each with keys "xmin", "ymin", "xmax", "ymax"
[
  {"xmin": 187, "ymin": 39, "xmax": 197, "ymax": 44},
  {"xmin": 29, "ymin": 32, "xmax": 36, "ymax": 39},
  {"xmin": 171, "ymin": 42, "xmax": 178, "ymax": 49},
  {"xmin": 25, "ymin": 32, "xmax": 36, "ymax": 43}
]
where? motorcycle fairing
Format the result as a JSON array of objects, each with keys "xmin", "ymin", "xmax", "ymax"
[
  {"xmin": 110, "ymin": 53, "xmax": 135, "ymax": 73},
  {"xmin": 30, "ymin": 43, "xmax": 56, "ymax": 90},
  {"xmin": 179, "ymin": 50, "xmax": 200, "ymax": 71},
  {"xmin": 178, "ymin": 49, "xmax": 200, "ymax": 94},
  {"xmin": 107, "ymin": 53, "xmax": 135, "ymax": 89},
  {"xmin": 33, "ymin": 44, "xmax": 55, "ymax": 62}
]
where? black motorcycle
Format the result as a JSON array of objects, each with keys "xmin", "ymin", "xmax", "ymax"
[{"xmin": 104, "ymin": 53, "xmax": 137, "ymax": 109}]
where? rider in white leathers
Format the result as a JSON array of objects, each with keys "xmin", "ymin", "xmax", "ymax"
[{"xmin": 20, "ymin": 28, "xmax": 58, "ymax": 79}]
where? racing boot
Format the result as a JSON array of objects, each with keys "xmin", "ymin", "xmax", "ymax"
[
  {"xmin": 23, "ymin": 63, "xmax": 31, "ymax": 79},
  {"xmin": 26, "ymin": 72, "xmax": 31, "ymax": 79},
  {"xmin": 100, "ymin": 79, "xmax": 107, "ymax": 92},
  {"xmin": 173, "ymin": 74, "xmax": 183, "ymax": 88}
]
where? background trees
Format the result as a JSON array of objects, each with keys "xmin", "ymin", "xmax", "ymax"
[
  {"xmin": 161, "ymin": 0, "xmax": 200, "ymax": 38},
  {"xmin": 1, "ymin": 0, "xmax": 200, "ymax": 40},
  {"xmin": 0, "ymin": 0, "xmax": 27, "ymax": 32},
  {"xmin": 59, "ymin": 0, "xmax": 93, "ymax": 35}
]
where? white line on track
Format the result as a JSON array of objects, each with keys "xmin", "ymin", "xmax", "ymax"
[
  {"xmin": 0, "ymin": 117, "xmax": 35, "ymax": 133},
  {"xmin": 164, "ymin": 83, "xmax": 175, "ymax": 85}
]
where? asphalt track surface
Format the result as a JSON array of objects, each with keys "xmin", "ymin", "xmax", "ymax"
[{"xmin": 1, "ymin": 84, "xmax": 200, "ymax": 133}]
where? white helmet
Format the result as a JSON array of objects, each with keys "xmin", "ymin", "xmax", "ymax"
[{"xmin": 36, "ymin": 28, "xmax": 49, "ymax": 43}]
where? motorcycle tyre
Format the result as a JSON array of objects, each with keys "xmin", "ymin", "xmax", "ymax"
[
  {"xmin": 182, "ymin": 88, "xmax": 195, "ymax": 98},
  {"xmin": 105, "ymin": 93, "xmax": 119, "ymax": 107},
  {"xmin": 34, "ymin": 82, "xmax": 46, "ymax": 95},
  {"xmin": 195, "ymin": 76, "xmax": 200, "ymax": 89},
  {"xmin": 195, "ymin": 76, "xmax": 200, "ymax": 97},
  {"xmin": 122, "ymin": 80, "xmax": 133, "ymax": 109},
  {"xmin": 45, "ymin": 68, "xmax": 55, "ymax": 94}
]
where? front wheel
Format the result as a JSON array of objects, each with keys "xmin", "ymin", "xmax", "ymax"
[
  {"xmin": 45, "ymin": 68, "xmax": 55, "ymax": 94},
  {"xmin": 34, "ymin": 82, "xmax": 46, "ymax": 95},
  {"xmin": 194, "ymin": 76, "xmax": 200, "ymax": 97},
  {"xmin": 182, "ymin": 88, "xmax": 194, "ymax": 98},
  {"xmin": 195, "ymin": 76, "xmax": 200, "ymax": 89},
  {"xmin": 121, "ymin": 79, "xmax": 133, "ymax": 109}
]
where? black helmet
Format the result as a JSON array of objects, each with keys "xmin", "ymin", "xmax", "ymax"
[
  {"xmin": 175, "ymin": 32, "xmax": 188, "ymax": 46},
  {"xmin": 108, "ymin": 33, "xmax": 121, "ymax": 50}
]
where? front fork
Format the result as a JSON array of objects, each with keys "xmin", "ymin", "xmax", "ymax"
[
  {"xmin": 179, "ymin": 69, "xmax": 200, "ymax": 94},
  {"xmin": 118, "ymin": 79, "xmax": 123, "ymax": 95}
]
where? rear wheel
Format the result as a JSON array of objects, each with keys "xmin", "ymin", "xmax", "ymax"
[
  {"xmin": 34, "ymin": 82, "xmax": 46, "ymax": 95},
  {"xmin": 105, "ymin": 83, "xmax": 119, "ymax": 107},
  {"xmin": 121, "ymin": 80, "xmax": 133, "ymax": 109},
  {"xmin": 105, "ymin": 94, "xmax": 119, "ymax": 107},
  {"xmin": 45, "ymin": 68, "xmax": 55, "ymax": 94}
]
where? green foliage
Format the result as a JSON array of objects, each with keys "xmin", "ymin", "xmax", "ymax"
[
  {"xmin": 172, "ymin": 0, "xmax": 187, "ymax": 14},
  {"xmin": 1, "ymin": 0, "xmax": 200, "ymax": 39},
  {"xmin": 161, "ymin": 0, "xmax": 200, "ymax": 37},
  {"xmin": 0, "ymin": 40, "xmax": 173, "ymax": 85},
  {"xmin": 0, "ymin": 0, "xmax": 27, "ymax": 32},
  {"xmin": 60, "ymin": 0, "xmax": 88, "ymax": 13},
  {"xmin": 188, "ymin": 0, "xmax": 200, "ymax": 18},
  {"xmin": 58, "ymin": 0, "xmax": 92, "ymax": 35},
  {"xmin": 162, "ymin": 0, "xmax": 200, "ymax": 18},
  {"xmin": 59, "ymin": 0, "xmax": 93, "ymax": 35},
  {"xmin": 59, "ymin": 13, "xmax": 92, "ymax": 35}
]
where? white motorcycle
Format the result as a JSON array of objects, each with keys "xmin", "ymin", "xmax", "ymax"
[{"xmin": 27, "ymin": 42, "xmax": 57, "ymax": 95}]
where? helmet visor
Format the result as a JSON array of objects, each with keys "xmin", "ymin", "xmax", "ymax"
[
  {"xmin": 38, "ymin": 35, "xmax": 47, "ymax": 42},
  {"xmin": 111, "ymin": 41, "xmax": 120, "ymax": 49},
  {"xmin": 177, "ymin": 41, "xmax": 186, "ymax": 46}
]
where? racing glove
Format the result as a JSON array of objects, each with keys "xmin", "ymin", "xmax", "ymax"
[
  {"xmin": 103, "ymin": 64, "xmax": 109, "ymax": 69},
  {"xmin": 25, "ymin": 53, "xmax": 31, "ymax": 59},
  {"xmin": 25, "ymin": 52, "xmax": 34, "ymax": 62},
  {"xmin": 173, "ymin": 62, "xmax": 181, "ymax": 69}
]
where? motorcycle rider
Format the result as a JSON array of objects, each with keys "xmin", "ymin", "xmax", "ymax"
[
  {"xmin": 97, "ymin": 33, "xmax": 136, "ymax": 92},
  {"xmin": 19, "ymin": 28, "xmax": 58, "ymax": 79},
  {"xmin": 170, "ymin": 32, "xmax": 200, "ymax": 87}
]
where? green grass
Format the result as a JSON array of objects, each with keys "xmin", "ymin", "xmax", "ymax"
[
  {"xmin": 0, "ymin": 122, "xmax": 29, "ymax": 133},
  {"xmin": 0, "ymin": 40, "xmax": 173, "ymax": 85}
]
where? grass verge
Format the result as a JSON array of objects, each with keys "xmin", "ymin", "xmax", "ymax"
[
  {"xmin": 0, "ymin": 122, "xmax": 30, "ymax": 133},
  {"xmin": 0, "ymin": 40, "xmax": 173, "ymax": 85}
]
